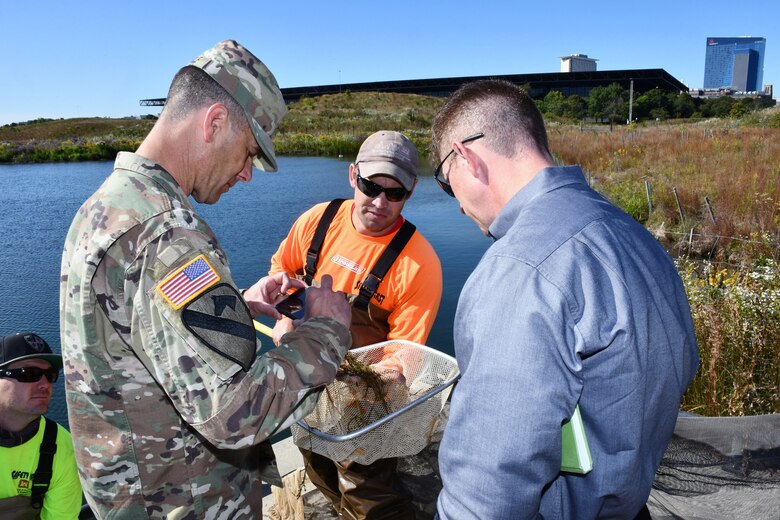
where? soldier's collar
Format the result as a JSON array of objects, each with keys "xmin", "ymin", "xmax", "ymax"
[{"xmin": 115, "ymin": 152, "xmax": 191, "ymax": 208}]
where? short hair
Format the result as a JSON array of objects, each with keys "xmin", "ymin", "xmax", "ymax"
[
  {"xmin": 431, "ymin": 79, "xmax": 552, "ymax": 163},
  {"xmin": 161, "ymin": 65, "xmax": 248, "ymax": 133}
]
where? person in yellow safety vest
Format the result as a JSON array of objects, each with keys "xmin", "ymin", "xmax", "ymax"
[{"xmin": 0, "ymin": 332, "xmax": 82, "ymax": 519}]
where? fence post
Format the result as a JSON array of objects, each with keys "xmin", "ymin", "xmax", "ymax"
[
  {"xmin": 645, "ymin": 180, "xmax": 653, "ymax": 215},
  {"xmin": 704, "ymin": 196, "xmax": 716, "ymax": 224},
  {"xmin": 673, "ymin": 187, "xmax": 685, "ymax": 222},
  {"xmin": 688, "ymin": 228, "xmax": 694, "ymax": 253},
  {"xmin": 615, "ymin": 152, "xmax": 621, "ymax": 172}
]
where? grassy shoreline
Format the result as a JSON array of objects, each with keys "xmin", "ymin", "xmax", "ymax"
[{"xmin": 0, "ymin": 91, "xmax": 441, "ymax": 163}]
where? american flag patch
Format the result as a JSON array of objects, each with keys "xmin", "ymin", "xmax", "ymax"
[{"xmin": 157, "ymin": 255, "xmax": 220, "ymax": 309}]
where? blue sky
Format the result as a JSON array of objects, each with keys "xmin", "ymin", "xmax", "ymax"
[{"xmin": 1, "ymin": 0, "xmax": 776, "ymax": 126}]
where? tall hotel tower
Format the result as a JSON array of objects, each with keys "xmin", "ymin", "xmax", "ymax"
[{"xmin": 704, "ymin": 37, "xmax": 766, "ymax": 92}]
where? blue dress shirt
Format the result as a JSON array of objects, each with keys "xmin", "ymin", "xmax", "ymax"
[{"xmin": 436, "ymin": 166, "xmax": 699, "ymax": 519}]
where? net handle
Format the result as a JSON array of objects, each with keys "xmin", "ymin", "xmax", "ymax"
[{"xmin": 296, "ymin": 374, "xmax": 460, "ymax": 442}]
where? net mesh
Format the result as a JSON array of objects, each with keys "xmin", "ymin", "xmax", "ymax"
[
  {"xmin": 648, "ymin": 412, "xmax": 780, "ymax": 519},
  {"xmin": 291, "ymin": 340, "xmax": 459, "ymax": 465}
]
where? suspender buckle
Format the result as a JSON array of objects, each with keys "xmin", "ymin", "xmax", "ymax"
[{"xmin": 356, "ymin": 275, "xmax": 381, "ymax": 310}]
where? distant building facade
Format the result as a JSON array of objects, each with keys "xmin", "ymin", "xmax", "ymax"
[
  {"xmin": 704, "ymin": 37, "xmax": 766, "ymax": 92},
  {"xmin": 561, "ymin": 54, "xmax": 598, "ymax": 73},
  {"xmin": 142, "ymin": 69, "xmax": 688, "ymax": 106}
]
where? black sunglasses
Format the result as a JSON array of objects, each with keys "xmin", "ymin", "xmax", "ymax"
[
  {"xmin": 355, "ymin": 172, "xmax": 409, "ymax": 202},
  {"xmin": 0, "ymin": 366, "xmax": 59, "ymax": 383},
  {"xmin": 433, "ymin": 132, "xmax": 485, "ymax": 197}
]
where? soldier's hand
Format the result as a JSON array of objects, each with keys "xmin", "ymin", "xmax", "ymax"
[
  {"xmin": 272, "ymin": 316, "xmax": 295, "ymax": 346},
  {"xmin": 304, "ymin": 275, "xmax": 351, "ymax": 329},
  {"xmin": 243, "ymin": 272, "xmax": 306, "ymax": 318}
]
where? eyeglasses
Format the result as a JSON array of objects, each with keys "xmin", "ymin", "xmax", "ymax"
[
  {"xmin": 433, "ymin": 133, "xmax": 485, "ymax": 197},
  {"xmin": 0, "ymin": 366, "xmax": 59, "ymax": 384},
  {"xmin": 355, "ymin": 172, "xmax": 409, "ymax": 202}
]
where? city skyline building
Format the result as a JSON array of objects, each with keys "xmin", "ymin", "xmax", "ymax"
[
  {"xmin": 561, "ymin": 54, "xmax": 598, "ymax": 73},
  {"xmin": 704, "ymin": 37, "xmax": 766, "ymax": 92}
]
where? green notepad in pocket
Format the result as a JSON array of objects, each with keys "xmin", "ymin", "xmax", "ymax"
[{"xmin": 561, "ymin": 404, "xmax": 592, "ymax": 474}]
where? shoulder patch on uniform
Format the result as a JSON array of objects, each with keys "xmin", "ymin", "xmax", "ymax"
[
  {"xmin": 156, "ymin": 254, "xmax": 220, "ymax": 309},
  {"xmin": 181, "ymin": 283, "xmax": 257, "ymax": 371}
]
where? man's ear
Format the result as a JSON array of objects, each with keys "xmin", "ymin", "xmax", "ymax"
[
  {"xmin": 407, "ymin": 177, "xmax": 418, "ymax": 197},
  {"xmin": 454, "ymin": 141, "xmax": 485, "ymax": 181},
  {"xmin": 203, "ymin": 103, "xmax": 229, "ymax": 143},
  {"xmin": 348, "ymin": 163, "xmax": 358, "ymax": 188}
]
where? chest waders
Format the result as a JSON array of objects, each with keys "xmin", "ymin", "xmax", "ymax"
[
  {"xmin": 299, "ymin": 200, "xmax": 419, "ymax": 519},
  {"xmin": 304, "ymin": 199, "xmax": 416, "ymax": 347},
  {"xmin": 0, "ymin": 417, "xmax": 57, "ymax": 520}
]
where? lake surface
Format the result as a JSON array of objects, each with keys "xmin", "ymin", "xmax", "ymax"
[{"xmin": 0, "ymin": 157, "xmax": 490, "ymax": 427}]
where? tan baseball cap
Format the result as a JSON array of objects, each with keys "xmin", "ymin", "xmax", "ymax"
[
  {"xmin": 191, "ymin": 40, "xmax": 288, "ymax": 172},
  {"xmin": 355, "ymin": 131, "xmax": 419, "ymax": 191}
]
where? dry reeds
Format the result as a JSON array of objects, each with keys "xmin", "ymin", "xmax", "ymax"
[{"xmin": 549, "ymin": 123, "xmax": 780, "ymax": 262}]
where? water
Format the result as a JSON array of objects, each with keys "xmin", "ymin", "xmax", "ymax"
[{"xmin": 0, "ymin": 157, "xmax": 490, "ymax": 427}]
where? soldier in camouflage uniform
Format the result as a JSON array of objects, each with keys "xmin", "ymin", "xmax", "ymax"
[{"xmin": 59, "ymin": 40, "xmax": 352, "ymax": 520}]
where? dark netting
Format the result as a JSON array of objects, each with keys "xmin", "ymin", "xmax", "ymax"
[{"xmin": 648, "ymin": 412, "xmax": 780, "ymax": 519}]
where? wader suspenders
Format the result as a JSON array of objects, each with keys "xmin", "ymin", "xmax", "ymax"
[
  {"xmin": 30, "ymin": 417, "xmax": 57, "ymax": 510},
  {"xmin": 304, "ymin": 199, "xmax": 345, "ymax": 285},
  {"xmin": 303, "ymin": 199, "xmax": 416, "ymax": 310},
  {"xmin": 354, "ymin": 221, "xmax": 415, "ymax": 310}
]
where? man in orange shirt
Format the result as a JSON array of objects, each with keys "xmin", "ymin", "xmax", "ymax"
[{"xmin": 269, "ymin": 130, "xmax": 442, "ymax": 519}]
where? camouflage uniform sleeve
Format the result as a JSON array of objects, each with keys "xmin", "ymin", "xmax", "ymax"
[{"xmin": 133, "ymin": 226, "xmax": 350, "ymax": 448}]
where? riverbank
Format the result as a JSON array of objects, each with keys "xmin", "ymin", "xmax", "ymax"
[
  {"xmin": 3, "ymin": 92, "xmax": 780, "ymax": 165},
  {"xmin": 0, "ymin": 116, "xmax": 152, "ymax": 162}
]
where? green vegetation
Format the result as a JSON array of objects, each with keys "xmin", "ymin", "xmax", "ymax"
[
  {"xmin": 538, "ymin": 83, "xmax": 775, "ymax": 124},
  {"xmin": 2, "ymin": 88, "xmax": 775, "ymax": 163},
  {"xmin": 0, "ymin": 92, "xmax": 442, "ymax": 163},
  {"xmin": 3, "ymin": 93, "xmax": 780, "ymax": 416},
  {"xmin": 0, "ymin": 117, "xmax": 154, "ymax": 163},
  {"xmin": 273, "ymin": 91, "xmax": 442, "ymax": 157}
]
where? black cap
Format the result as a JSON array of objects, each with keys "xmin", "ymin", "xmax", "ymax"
[{"xmin": 0, "ymin": 333, "xmax": 63, "ymax": 370}]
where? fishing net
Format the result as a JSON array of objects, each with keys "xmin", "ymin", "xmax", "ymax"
[
  {"xmin": 648, "ymin": 412, "xmax": 780, "ymax": 519},
  {"xmin": 291, "ymin": 340, "xmax": 459, "ymax": 465}
]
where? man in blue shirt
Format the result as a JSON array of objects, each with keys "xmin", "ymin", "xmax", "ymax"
[{"xmin": 430, "ymin": 79, "xmax": 699, "ymax": 519}]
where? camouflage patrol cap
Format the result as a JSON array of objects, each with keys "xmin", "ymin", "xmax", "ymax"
[{"xmin": 191, "ymin": 40, "xmax": 288, "ymax": 172}]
